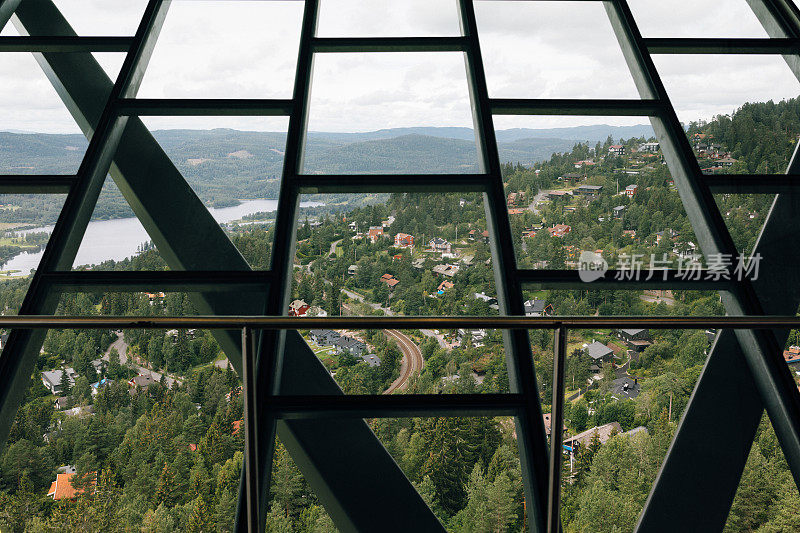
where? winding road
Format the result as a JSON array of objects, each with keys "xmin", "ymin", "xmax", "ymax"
[{"xmin": 383, "ymin": 329, "xmax": 424, "ymax": 394}]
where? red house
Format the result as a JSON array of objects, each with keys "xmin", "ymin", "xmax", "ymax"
[
  {"xmin": 394, "ymin": 233, "xmax": 414, "ymax": 248},
  {"xmin": 288, "ymin": 299, "xmax": 310, "ymax": 317},
  {"xmin": 547, "ymin": 224, "xmax": 571, "ymax": 238},
  {"xmin": 368, "ymin": 226, "xmax": 384, "ymax": 243}
]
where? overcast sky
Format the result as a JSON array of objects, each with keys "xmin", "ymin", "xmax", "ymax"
[{"xmin": 2, "ymin": 0, "xmax": 800, "ymax": 134}]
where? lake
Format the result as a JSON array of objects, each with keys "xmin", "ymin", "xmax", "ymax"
[{"xmin": 3, "ymin": 199, "xmax": 322, "ymax": 274}]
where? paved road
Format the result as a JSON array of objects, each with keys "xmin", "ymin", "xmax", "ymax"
[
  {"xmin": 528, "ymin": 189, "xmax": 550, "ymax": 214},
  {"xmin": 103, "ymin": 333, "xmax": 129, "ymax": 364},
  {"xmin": 327, "ymin": 239, "xmax": 342, "ymax": 258},
  {"xmin": 384, "ymin": 329, "xmax": 424, "ymax": 394},
  {"xmin": 341, "ymin": 287, "xmax": 394, "ymax": 315},
  {"xmin": 104, "ymin": 332, "xmax": 180, "ymax": 388},
  {"xmin": 420, "ymin": 329, "xmax": 448, "ymax": 349}
]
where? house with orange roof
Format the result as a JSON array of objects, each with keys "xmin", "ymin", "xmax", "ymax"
[
  {"xmin": 47, "ymin": 472, "xmax": 96, "ymax": 501},
  {"xmin": 547, "ymin": 224, "xmax": 571, "ymax": 238}
]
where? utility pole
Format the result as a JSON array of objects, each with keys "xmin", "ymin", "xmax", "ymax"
[{"xmin": 669, "ymin": 392, "xmax": 673, "ymax": 422}]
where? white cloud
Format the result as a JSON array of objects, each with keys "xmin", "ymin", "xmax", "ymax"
[{"xmin": 1, "ymin": 0, "xmax": 799, "ymax": 133}]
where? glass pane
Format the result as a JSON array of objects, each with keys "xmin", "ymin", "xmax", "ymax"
[
  {"xmin": 653, "ymin": 55, "xmax": 800, "ymax": 174},
  {"xmin": 138, "ymin": 1, "xmax": 303, "ymax": 99},
  {"xmin": 318, "ymin": 0, "xmax": 460, "ymax": 37},
  {"xmin": 304, "ymin": 53, "xmax": 479, "ymax": 174},
  {"xmin": 49, "ymin": 0, "xmax": 150, "ymax": 36},
  {"xmin": 475, "ymin": 0, "xmax": 640, "ymax": 99},
  {"xmin": 495, "ymin": 116, "xmax": 701, "ymax": 271},
  {"xmin": 629, "ymin": 0, "xmax": 768, "ymax": 38},
  {"xmin": 0, "ymin": 36, "xmax": 86, "ymax": 172}
]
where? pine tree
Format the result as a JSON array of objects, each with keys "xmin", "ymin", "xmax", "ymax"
[
  {"xmin": 155, "ymin": 462, "xmax": 179, "ymax": 507},
  {"xmin": 187, "ymin": 495, "xmax": 214, "ymax": 533}
]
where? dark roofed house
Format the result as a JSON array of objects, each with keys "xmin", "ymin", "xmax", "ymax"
[
  {"xmin": 128, "ymin": 374, "xmax": 157, "ymax": 390},
  {"xmin": 310, "ymin": 329, "xmax": 340, "ymax": 346},
  {"xmin": 361, "ymin": 354, "xmax": 381, "ymax": 367},
  {"xmin": 524, "ymin": 299, "xmax": 546, "ymax": 317},
  {"xmin": 574, "ymin": 184, "xmax": 603, "ymax": 197},
  {"xmin": 564, "ymin": 422, "xmax": 622, "ymax": 448},
  {"xmin": 615, "ymin": 328, "xmax": 652, "ymax": 352},
  {"xmin": 585, "ymin": 341, "xmax": 614, "ymax": 362},
  {"xmin": 612, "ymin": 376, "xmax": 641, "ymax": 400},
  {"xmin": 335, "ymin": 336, "xmax": 366, "ymax": 357}
]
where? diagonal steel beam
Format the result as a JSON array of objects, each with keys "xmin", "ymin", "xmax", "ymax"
[
  {"xmin": 600, "ymin": 0, "xmax": 800, "ymax": 529},
  {"xmin": 10, "ymin": 2, "xmax": 439, "ymax": 532},
  {"xmin": 0, "ymin": 0, "xmax": 172, "ymax": 446},
  {"xmin": 0, "ymin": 0, "xmax": 22, "ymax": 31}
]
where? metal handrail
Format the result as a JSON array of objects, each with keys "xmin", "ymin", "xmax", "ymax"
[{"xmin": 0, "ymin": 314, "xmax": 799, "ymax": 329}]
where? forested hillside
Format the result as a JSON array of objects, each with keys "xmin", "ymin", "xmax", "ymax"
[
  {"xmin": 0, "ymin": 125, "xmax": 636, "ymax": 225},
  {"xmin": 1, "ymin": 99, "xmax": 800, "ymax": 531}
]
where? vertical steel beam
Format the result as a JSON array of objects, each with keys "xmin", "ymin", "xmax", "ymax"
[
  {"xmin": 242, "ymin": 327, "xmax": 259, "ymax": 533},
  {"xmin": 457, "ymin": 1, "xmax": 551, "ymax": 530},
  {"xmin": 547, "ymin": 326, "xmax": 567, "ymax": 533},
  {"xmin": 245, "ymin": 0, "xmax": 443, "ymax": 530}
]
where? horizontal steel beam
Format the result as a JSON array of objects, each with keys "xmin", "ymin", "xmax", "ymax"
[
  {"xmin": 311, "ymin": 36, "xmax": 468, "ymax": 53},
  {"xmin": 0, "ymin": 36, "xmax": 132, "ymax": 52},
  {"xmin": 266, "ymin": 393, "xmax": 523, "ymax": 419},
  {"xmin": 42, "ymin": 270, "xmax": 274, "ymax": 292},
  {"xmin": 490, "ymin": 98, "xmax": 663, "ymax": 116},
  {"xmin": 0, "ymin": 174, "xmax": 75, "ymax": 193},
  {"xmin": 116, "ymin": 98, "xmax": 294, "ymax": 116},
  {"xmin": 294, "ymin": 173, "xmax": 490, "ymax": 193},
  {"xmin": 645, "ymin": 37, "xmax": 800, "ymax": 54},
  {"xmin": 704, "ymin": 173, "xmax": 799, "ymax": 193},
  {"xmin": 0, "ymin": 314, "xmax": 796, "ymax": 330},
  {"xmin": 519, "ymin": 269, "xmax": 730, "ymax": 290}
]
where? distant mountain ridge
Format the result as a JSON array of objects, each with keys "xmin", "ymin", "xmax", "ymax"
[{"xmin": 0, "ymin": 124, "xmax": 655, "ymax": 224}]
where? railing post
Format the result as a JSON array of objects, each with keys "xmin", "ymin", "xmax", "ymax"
[
  {"xmin": 242, "ymin": 326, "xmax": 259, "ymax": 533},
  {"xmin": 547, "ymin": 325, "xmax": 567, "ymax": 533}
]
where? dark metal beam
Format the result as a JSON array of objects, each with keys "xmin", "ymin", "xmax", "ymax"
[
  {"xmin": 645, "ymin": 37, "xmax": 800, "ymax": 54},
  {"xmin": 241, "ymin": 328, "xmax": 259, "ymax": 533},
  {"xmin": 0, "ymin": 0, "xmax": 22, "ymax": 31},
  {"xmin": 266, "ymin": 392, "xmax": 523, "ymax": 419},
  {"xmin": 0, "ymin": 174, "xmax": 75, "ymax": 194},
  {"xmin": 0, "ymin": 35, "xmax": 132, "ymax": 52},
  {"xmin": 42, "ymin": 270, "xmax": 274, "ymax": 293},
  {"xmin": 490, "ymin": 98, "xmax": 663, "ymax": 116},
  {"xmin": 0, "ymin": 0, "xmax": 172, "ymax": 449},
  {"xmin": 295, "ymin": 173, "xmax": 489, "ymax": 193},
  {"xmin": 116, "ymin": 98, "xmax": 294, "ymax": 116},
  {"xmin": 547, "ymin": 327, "xmax": 567, "ymax": 533},
  {"xmin": 704, "ymin": 173, "xmax": 800, "ymax": 193},
  {"xmin": 311, "ymin": 36, "xmax": 468, "ymax": 53},
  {"xmin": 603, "ymin": 0, "xmax": 800, "ymax": 529},
  {"xmin": 0, "ymin": 314, "xmax": 794, "ymax": 330}
]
